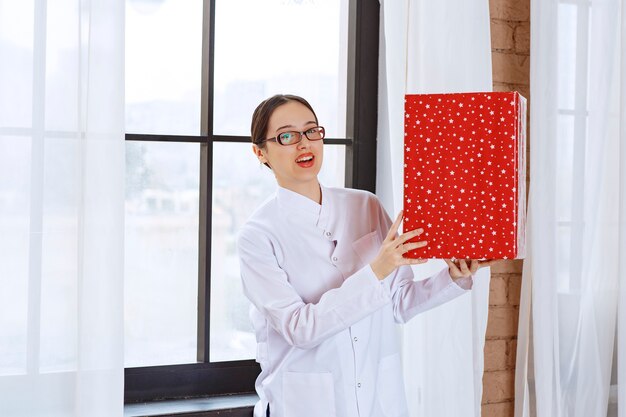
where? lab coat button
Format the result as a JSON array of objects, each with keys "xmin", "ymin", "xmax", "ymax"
[
  {"xmin": 353, "ymin": 337, "xmax": 358, "ymax": 342},
  {"xmin": 332, "ymin": 256, "xmax": 338, "ymax": 262},
  {"xmin": 357, "ymin": 383, "xmax": 362, "ymax": 388},
  {"xmin": 325, "ymin": 231, "xmax": 332, "ymax": 237}
]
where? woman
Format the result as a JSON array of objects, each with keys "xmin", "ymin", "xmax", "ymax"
[{"xmin": 238, "ymin": 94, "xmax": 496, "ymax": 417}]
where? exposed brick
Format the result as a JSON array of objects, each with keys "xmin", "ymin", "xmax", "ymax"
[
  {"xmin": 482, "ymin": 370, "xmax": 515, "ymax": 403},
  {"xmin": 489, "ymin": 0, "xmax": 530, "ymax": 21},
  {"xmin": 482, "ymin": 401, "xmax": 514, "ymax": 417},
  {"xmin": 514, "ymin": 22, "xmax": 530, "ymax": 54},
  {"xmin": 490, "ymin": 259, "xmax": 523, "ymax": 274},
  {"xmin": 484, "ymin": 339, "xmax": 508, "ymax": 371},
  {"xmin": 492, "ymin": 52, "xmax": 530, "ymax": 85},
  {"xmin": 507, "ymin": 339, "xmax": 518, "ymax": 369},
  {"xmin": 493, "ymin": 82, "xmax": 513, "ymax": 92},
  {"xmin": 492, "ymin": 82, "xmax": 530, "ymax": 100},
  {"xmin": 486, "ymin": 306, "xmax": 519, "ymax": 338},
  {"xmin": 485, "ymin": 0, "xmax": 529, "ymax": 410},
  {"xmin": 491, "ymin": 19, "xmax": 515, "ymax": 51},
  {"xmin": 508, "ymin": 276, "xmax": 522, "ymax": 306},
  {"xmin": 489, "ymin": 275, "xmax": 508, "ymax": 306}
]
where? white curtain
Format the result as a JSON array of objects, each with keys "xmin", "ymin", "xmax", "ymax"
[
  {"xmin": 0, "ymin": 0, "xmax": 125, "ymax": 416},
  {"xmin": 377, "ymin": 0, "xmax": 493, "ymax": 416},
  {"xmin": 515, "ymin": 0, "xmax": 625, "ymax": 416}
]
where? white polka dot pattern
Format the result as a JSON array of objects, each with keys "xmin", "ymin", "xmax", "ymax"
[{"xmin": 403, "ymin": 92, "xmax": 527, "ymax": 260}]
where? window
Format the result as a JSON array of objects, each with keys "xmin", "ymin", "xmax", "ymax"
[
  {"xmin": 124, "ymin": 0, "xmax": 380, "ymax": 401},
  {"xmin": 553, "ymin": 3, "xmax": 619, "ymax": 415},
  {"xmin": 555, "ymin": 0, "xmax": 589, "ymax": 293}
]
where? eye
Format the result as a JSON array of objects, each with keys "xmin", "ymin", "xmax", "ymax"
[
  {"xmin": 305, "ymin": 126, "xmax": 324, "ymax": 140},
  {"xmin": 278, "ymin": 132, "xmax": 295, "ymax": 144}
]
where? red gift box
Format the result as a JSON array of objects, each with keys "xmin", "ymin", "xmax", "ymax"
[{"xmin": 403, "ymin": 91, "xmax": 526, "ymax": 260}]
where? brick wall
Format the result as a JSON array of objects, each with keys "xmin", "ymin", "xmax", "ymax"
[{"xmin": 482, "ymin": 0, "xmax": 529, "ymax": 416}]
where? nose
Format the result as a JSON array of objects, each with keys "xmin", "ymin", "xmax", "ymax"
[{"xmin": 297, "ymin": 134, "xmax": 312, "ymax": 149}]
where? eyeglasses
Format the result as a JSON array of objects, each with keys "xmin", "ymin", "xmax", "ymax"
[{"xmin": 264, "ymin": 126, "xmax": 325, "ymax": 146}]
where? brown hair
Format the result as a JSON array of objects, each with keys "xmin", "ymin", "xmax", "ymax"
[{"xmin": 250, "ymin": 94, "xmax": 319, "ymax": 148}]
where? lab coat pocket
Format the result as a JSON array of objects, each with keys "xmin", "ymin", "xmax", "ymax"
[
  {"xmin": 282, "ymin": 371, "xmax": 336, "ymax": 417},
  {"xmin": 352, "ymin": 231, "xmax": 381, "ymax": 265},
  {"xmin": 377, "ymin": 353, "xmax": 409, "ymax": 417}
]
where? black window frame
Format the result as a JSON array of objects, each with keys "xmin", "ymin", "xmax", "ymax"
[{"xmin": 124, "ymin": 0, "xmax": 379, "ymax": 403}]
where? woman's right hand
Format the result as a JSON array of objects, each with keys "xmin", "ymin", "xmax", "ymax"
[{"xmin": 370, "ymin": 210, "xmax": 428, "ymax": 280}]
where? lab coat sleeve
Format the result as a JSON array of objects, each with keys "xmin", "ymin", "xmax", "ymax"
[
  {"xmin": 238, "ymin": 225, "xmax": 392, "ymax": 350},
  {"xmin": 372, "ymin": 196, "xmax": 474, "ymax": 324},
  {"xmin": 388, "ymin": 266, "xmax": 472, "ymax": 323}
]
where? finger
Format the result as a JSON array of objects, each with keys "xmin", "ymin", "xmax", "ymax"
[
  {"xmin": 400, "ymin": 241, "xmax": 428, "ymax": 254},
  {"xmin": 470, "ymin": 259, "xmax": 480, "ymax": 274},
  {"xmin": 396, "ymin": 227, "xmax": 425, "ymax": 246},
  {"xmin": 385, "ymin": 211, "xmax": 404, "ymax": 241},
  {"xmin": 459, "ymin": 259, "xmax": 471, "ymax": 276},
  {"xmin": 399, "ymin": 258, "xmax": 428, "ymax": 265},
  {"xmin": 444, "ymin": 259, "xmax": 460, "ymax": 273},
  {"xmin": 478, "ymin": 259, "xmax": 500, "ymax": 268}
]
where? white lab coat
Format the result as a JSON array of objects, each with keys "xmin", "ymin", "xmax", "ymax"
[{"xmin": 237, "ymin": 185, "xmax": 472, "ymax": 417}]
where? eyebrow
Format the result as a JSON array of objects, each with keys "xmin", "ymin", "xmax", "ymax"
[{"xmin": 276, "ymin": 121, "xmax": 317, "ymax": 131}]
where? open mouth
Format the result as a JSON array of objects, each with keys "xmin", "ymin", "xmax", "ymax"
[{"xmin": 295, "ymin": 154, "xmax": 315, "ymax": 168}]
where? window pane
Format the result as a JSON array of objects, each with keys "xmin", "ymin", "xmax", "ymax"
[
  {"xmin": 0, "ymin": 136, "xmax": 31, "ymax": 375},
  {"xmin": 124, "ymin": 141, "xmax": 200, "ymax": 367},
  {"xmin": 0, "ymin": 2, "xmax": 34, "ymax": 128},
  {"xmin": 210, "ymin": 142, "xmax": 345, "ymax": 362},
  {"xmin": 558, "ymin": 3, "xmax": 577, "ymax": 110},
  {"xmin": 125, "ymin": 0, "xmax": 202, "ymax": 135},
  {"xmin": 557, "ymin": 115, "xmax": 574, "ymax": 222},
  {"xmin": 213, "ymin": 0, "xmax": 349, "ymax": 137},
  {"xmin": 318, "ymin": 145, "xmax": 346, "ymax": 188},
  {"xmin": 40, "ymin": 136, "xmax": 81, "ymax": 373},
  {"xmin": 44, "ymin": 0, "xmax": 79, "ymax": 132},
  {"xmin": 557, "ymin": 225, "xmax": 571, "ymax": 293}
]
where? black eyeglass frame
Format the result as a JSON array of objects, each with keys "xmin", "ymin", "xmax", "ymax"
[{"xmin": 264, "ymin": 126, "xmax": 326, "ymax": 146}]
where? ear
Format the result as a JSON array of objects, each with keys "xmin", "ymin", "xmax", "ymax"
[{"xmin": 252, "ymin": 144, "xmax": 268, "ymax": 164}]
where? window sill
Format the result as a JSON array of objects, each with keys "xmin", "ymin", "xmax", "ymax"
[{"xmin": 124, "ymin": 393, "xmax": 258, "ymax": 417}]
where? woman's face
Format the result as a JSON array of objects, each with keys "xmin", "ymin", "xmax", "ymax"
[{"xmin": 254, "ymin": 101, "xmax": 324, "ymax": 190}]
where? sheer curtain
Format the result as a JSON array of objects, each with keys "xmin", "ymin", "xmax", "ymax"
[
  {"xmin": 0, "ymin": 0, "xmax": 125, "ymax": 416},
  {"xmin": 515, "ymin": 0, "xmax": 625, "ymax": 416},
  {"xmin": 378, "ymin": 0, "xmax": 493, "ymax": 416}
]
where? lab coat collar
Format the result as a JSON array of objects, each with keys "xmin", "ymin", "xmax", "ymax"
[
  {"xmin": 276, "ymin": 185, "xmax": 321, "ymax": 214},
  {"xmin": 275, "ymin": 184, "xmax": 331, "ymax": 232},
  {"xmin": 318, "ymin": 184, "xmax": 331, "ymax": 232}
]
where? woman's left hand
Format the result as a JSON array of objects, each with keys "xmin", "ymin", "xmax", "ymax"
[{"xmin": 444, "ymin": 259, "xmax": 500, "ymax": 281}]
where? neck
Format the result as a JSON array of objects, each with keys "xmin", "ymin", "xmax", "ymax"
[{"xmin": 277, "ymin": 179, "xmax": 322, "ymax": 204}]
